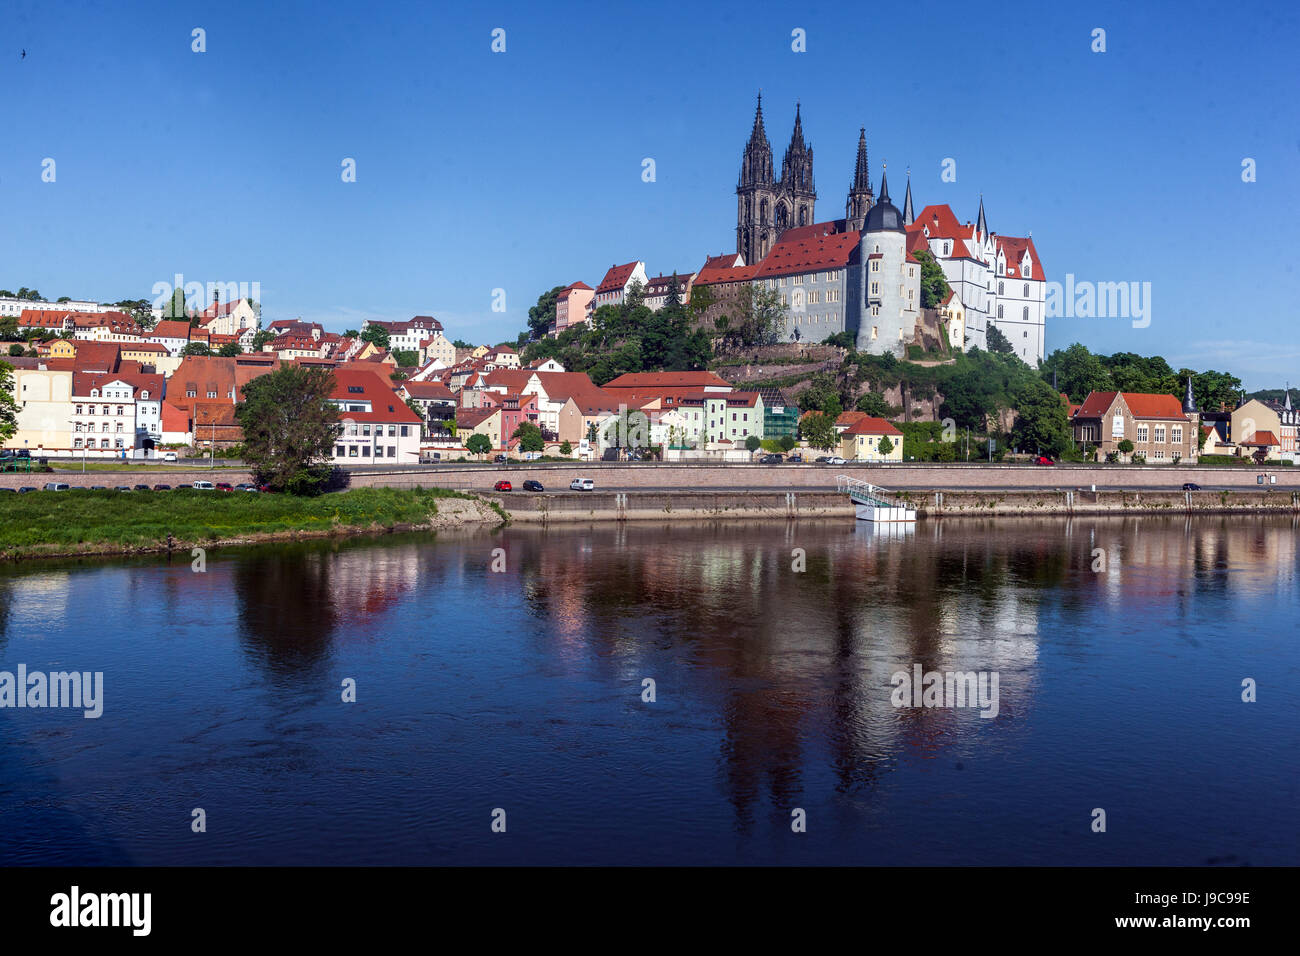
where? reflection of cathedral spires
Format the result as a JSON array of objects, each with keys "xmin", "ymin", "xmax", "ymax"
[{"xmin": 845, "ymin": 128, "xmax": 873, "ymax": 231}]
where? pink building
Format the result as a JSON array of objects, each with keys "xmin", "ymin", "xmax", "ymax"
[{"xmin": 555, "ymin": 282, "xmax": 594, "ymax": 334}]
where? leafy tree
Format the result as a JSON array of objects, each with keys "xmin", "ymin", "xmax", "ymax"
[
  {"xmin": 1117, "ymin": 439, "xmax": 1134, "ymax": 455},
  {"xmin": 236, "ymin": 365, "xmax": 341, "ymax": 494},
  {"xmin": 877, "ymin": 435, "xmax": 894, "ymax": 456},
  {"xmin": 801, "ymin": 412, "xmax": 839, "ymax": 451},
  {"xmin": 559, "ymin": 440, "xmax": 573, "ymax": 456},
  {"xmin": 393, "ymin": 349, "xmax": 419, "ymax": 367},
  {"xmin": 452, "ymin": 338, "xmax": 472, "ymax": 349},
  {"xmin": 745, "ymin": 434, "xmax": 761, "ymax": 452},
  {"xmin": 252, "ymin": 329, "xmax": 275, "ymax": 350},
  {"xmin": 986, "ymin": 325, "xmax": 1015, "ymax": 355},
  {"xmin": 7, "ymin": 343, "xmax": 24, "ymax": 356},
  {"xmin": 855, "ymin": 391, "xmax": 891, "ymax": 416},
  {"xmin": 512, "ymin": 421, "xmax": 545, "ymax": 452},
  {"xmin": 778, "ymin": 434, "xmax": 798, "ymax": 452},
  {"xmin": 466, "ymin": 432, "xmax": 492, "ymax": 457},
  {"xmin": 0, "ymin": 316, "xmax": 18, "ymax": 340},
  {"xmin": 0, "ymin": 363, "xmax": 18, "ymax": 441},
  {"xmin": 910, "ymin": 248, "xmax": 952, "ymax": 309},
  {"xmin": 528, "ymin": 285, "xmax": 567, "ymax": 338},
  {"xmin": 182, "ymin": 342, "xmax": 212, "ymax": 356},
  {"xmin": 359, "ymin": 325, "xmax": 390, "ymax": 349},
  {"xmin": 343, "ymin": 328, "xmax": 360, "ymax": 339},
  {"xmin": 1042, "ymin": 343, "xmax": 1111, "ymax": 402},
  {"xmin": 113, "ymin": 299, "xmax": 155, "ymax": 330},
  {"xmin": 822, "ymin": 330, "xmax": 855, "ymax": 350},
  {"xmin": 1009, "ymin": 377, "xmax": 1072, "ymax": 457},
  {"xmin": 217, "ymin": 342, "xmax": 241, "ymax": 357}
]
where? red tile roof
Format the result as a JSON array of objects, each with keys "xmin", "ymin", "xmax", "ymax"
[
  {"xmin": 996, "ymin": 235, "xmax": 1046, "ymax": 281},
  {"xmin": 694, "ymin": 263, "xmax": 759, "ymax": 286},
  {"xmin": 754, "ymin": 231, "xmax": 859, "ymax": 279},
  {"xmin": 596, "ymin": 262, "xmax": 641, "ymax": 295},
  {"xmin": 151, "ymin": 320, "xmax": 192, "ymax": 339},
  {"xmin": 604, "ymin": 371, "xmax": 731, "ymax": 390},
  {"xmin": 330, "ymin": 367, "xmax": 421, "ymax": 423},
  {"xmin": 841, "ymin": 415, "xmax": 902, "ymax": 437},
  {"xmin": 1073, "ymin": 391, "xmax": 1189, "ymax": 421},
  {"xmin": 1241, "ymin": 430, "xmax": 1279, "ymax": 446}
]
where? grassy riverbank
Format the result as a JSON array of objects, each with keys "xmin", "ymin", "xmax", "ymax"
[{"xmin": 0, "ymin": 487, "xmax": 502, "ymax": 559}]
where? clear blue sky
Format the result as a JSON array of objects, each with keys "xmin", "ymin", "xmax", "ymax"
[{"xmin": 2, "ymin": 0, "xmax": 1297, "ymax": 387}]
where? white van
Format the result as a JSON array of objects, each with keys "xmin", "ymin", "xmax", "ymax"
[
  {"xmin": 569, "ymin": 478, "xmax": 595, "ymax": 491},
  {"xmin": 162, "ymin": 452, "xmax": 178, "ymax": 462},
  {"xmin": 43, "ymin": 482, "xmax": 70, "ymax": 491},
  {"xmin": 192, "ymin": 480, "xmax": 215, "ymax": 490}
]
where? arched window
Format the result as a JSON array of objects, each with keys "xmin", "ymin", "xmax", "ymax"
[
  {"xmin": 1023, "ymin": 307, "xmax": 1029, "ymax": 320},
  {"xmin": 760, "ymin": 199, "xmax": 769, "ymax": 223},
  {"xmin": 944, "ymin": 242, "xmax": 950, "ymax": 255},
  {"xmin": 1023, "ymin": 283, "xmax": 1030, "ymax": 297},
  {"xmin": 998, "ymin": 305, "xmax": 1004, "ymax": 318},
  {"xmin": 798, "ymin": 206, "xmax": 808, "ymax": 225},
  {"xmin": 998, "ymin": 281, "xmax": 1004, "ymax": 295}
]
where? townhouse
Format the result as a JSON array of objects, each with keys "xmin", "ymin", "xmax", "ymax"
[
  {"xmin": 328, "ymin": 367, "xmax": 423, "ymax": 464},
  {"xmin": 1071, "ymin": 390, "xmax": 1199, "ymax": 462},
  {"xmin": 594, "ymin": 261, "xmax": 649, "ymax": 310}
]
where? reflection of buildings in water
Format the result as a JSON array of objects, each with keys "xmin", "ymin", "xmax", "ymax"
[
  {"xmin": 3, "ymin": 571, "xmax": 72, "ymax": 630},
  {"xmin": 328, "ymin": 543, "xmax": 421, "ymax": 625}
]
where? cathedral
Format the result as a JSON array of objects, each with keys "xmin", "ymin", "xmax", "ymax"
[{"xmin": 736, "ymin": 94, "xmax": 877, "ymax": 264}]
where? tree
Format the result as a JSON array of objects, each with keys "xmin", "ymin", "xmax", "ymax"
[
  {"xmin": 217, "ymin": 342, "xmax": 241, "ymax": 357},
  {"xmin": 162, "ymin": 286, "xmax": 187, "ymax": 321},
  {"xmin": 235, "ymin": 365, "xmax": 341, "ymax": 494},
  {"xmin": 1117, "ymin": 439, "xmax": 1134, "ymax": 456},
  {"xmin": 252, "ymin": 329, "xmax": 275, "ymax": 350},
  {"xmin": 466, "ymin": 432, "xmax": 492, "ymax": 457},
  {"xmin": 452, "ymin": 338, "xmax": 472, "ymax": 349},
  {"xmin": 0, "ymin": 316, "xmax": 18, "ymax": 340},
  {"xmin": 7, "ymin": 343, "xmax": 24, "ymax": 357},
  {"xmin": 910, "ymin": 248, "xmax": 952, "ymax": 309},
  {"xmin": 822, "ymin": 330, "xmax": 855, "ymax": 350},
  {"xmin": 1009, "ymin": 377, "xmax": 1072, "ymax": 457},
  {"xmin": 113, "ymin": 299, "xmax": 155, "ymax": 330},
  {"xmin": 512, "ymin": 421, "xmax": 545, "ymax": 452},
  {"xmin": 855, "ymin": 391, "xmax": 891, "ymax": 416},
  {"xmin": 986, "ymin": 325, "xmax": 1015, "ymax": 355},
  {"xmin": 801, "ymin": 412, "xmax": 839, "ymax": 451},
  {"xmin": 0, "ymin": 363, "xmax": 19, "ymax": 441},
  {"xmin": 559, "ymin": 440, "xmax": 573, "ymax": 456},
  {"xmin": 182, "ymin": 342, "xmax": 212, "ymax": 356},
  {"xmin": 393, "ymin": 349, "xmax": 419, "ymax": 367},
  {"xmin": 745, "ymin": 434, "xmax": 761, "ymax": 452},
  {"xmin": 778, "ymin": 434, "xmax": 798, "ymax": 453},
  {"xmin": 343, "ymin": 329, "xmax": 360, "ymax": 339},
  {"xmin": 359, "ymin": 325, "xmax": 390, "ymax": 349},
  {"xmin": 528, "ymin": 285, "xmax": 567, "ymax": 338},
  {"xmin": 1042, "ymin": 343, "xmax": 1110, "ymax": 402},
  {"xmin": 878, "ymin": 435, "xmax": 894, "ymax": 456}
]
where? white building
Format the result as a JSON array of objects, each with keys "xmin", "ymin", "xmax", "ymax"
[{"xmin": 593, "ymin": 261, "xmax": 649, "ymax": 310}]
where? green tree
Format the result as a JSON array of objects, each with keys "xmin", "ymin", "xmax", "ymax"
[
  {"xmin": 512, "ymin": 421, "xmax": 545, "ymax": 452},
  {"xmin": 452, "ymin": 338, "xmax": 472, "ymax": 349},
  {"xmin": 877, "ymin": 435, "xmax": 894, "ymax": 456},
  {"xmin": 343, "ymin": 328, "xmax": 360, "ymax": 339},
  {"xmin": 359, "ymin": 325, "xmax": 390, "ymax": 349},
  {"xmin": 986, "ymin": 325, "xmax": 1015, "ymax": 355},
  {"xmin": 0, "ymin": 316, "xmax": 18, "ymax": 340},
  {"xmin": 559, "ymin": 440, "xmax": 573, "ymax": 456},
  {"xmin": 7, "ymin": 343, "xmax": 24, "ymax": 356},
  {"xmin": 801, "ymin": 412, "xmax": 839, "ymax": 451},
  {"xmin": 778, "ymin": 434, "xmax": 797, "ymax": 452},
  {"xmin": 745, "ymin": 434, "xmax": 761, "ymax": 452},
  {"xmin": 393, "ymin": 349, "xmax": 419, "ymax": 367},
  {"xmin": 182, "ymin": 342, "xmax": 212, "ymax": 356},
  {"xmin": 1042, "ymin": 343, "xmax": 1110, "ymax": 402},
  {"xmin": 528, "ymin": 285, "xmax": 567, "ymax": 338},
  {"xmin": 236, "ymin": 365, "xmax": 341, "ymax": 494},
  {"xmin": 164, "ymin": 286, "xmax": 187, "ymax": 321},
  {"xmin": 217, "ymin": 342, "xmax": 241, "ymax": 357},
  {"xmin": 0, "ymin": 363, "xmax": 19, "ymax": 441},
  {"xmin": 910, "ymin": 248, "xmax": 952, "ymax": 309},
  {"xmin": 466, "ymin": 432, "xmax": 492, "ymax": 457},
  {"xmin": 252, "ymin": 329, "xmax": 275, "ymax": 350},
  {"xmin": 1010, "ymin": 377, "xmax": 1072, "ymax": 457},
  {"xmin": 855, "ymin": 391, "xmax": 891, "ymax": 416}
]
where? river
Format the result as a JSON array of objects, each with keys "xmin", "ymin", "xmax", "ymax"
[{"xmin": 0, "ymin": 516, "xmax": 1296, "ymax": 865}]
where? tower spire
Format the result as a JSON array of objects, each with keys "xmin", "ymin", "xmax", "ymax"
[
  {"xmin": 790, "ymin": 101, "xmax": 805, "ymax": 149},
  {"xmin": 976, "ymin": 193, "xmax": 988, "ymax": 237},
  {"xmin": 903, "ymin": 168, "xmax": 914, "ymax": 226},
  {"xmin": 845, "ymin": 127, "xmax": 873, "ymax": 232},
  {"xmin": 879, "ymin": 162, "xmax": 890, "ymax": 203}
]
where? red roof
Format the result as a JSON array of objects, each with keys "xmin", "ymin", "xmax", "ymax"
[
  {"xmin": 694, "ymin": 263, "xmax": 759, "ymax": 286},
  {"xmin": 330, "ymin": 367, "xmax": 421, "ymax": 423},
  {"xmin": 1241, "ymin": 430, "xmax": 1279, "ymax": 446},
  {"xmin": 754, "ymin": 230, "xmax": 859, "ymax": 279},
  {"xmin": 596, "ymin": 262, "xmax": 641, "ymax": 295},
  {"xmin": 604, "ymin": 371, "xmax": 731, "ymax": 390},
  {"xmin": 151, "ymin": 320, "xmax": 192, "ymax": 339},
  {"xmin": 841, "ymin": 415, "xmax": 902, "ymax": 437},
  {"xmin": 559, "ymin": 281, "xmax": 593, "ymax": 295},
  {"xmin": 402, "ymin": 380, "xmax": 456, "ymax": 400},
  {"xmin": 996, "ymin": 235, "xmax": 1046, "ymax": 281},
  {"xmin": 907, "ymin": 204, "xmax": 970, "ymax": 244},
  {"xmin": 1073, "ymin": 391, "xmax": 1189, "ymax": 421},
  {"xmin": 18, "ymin": 308, "xmax": 74, "ymax": 328}
]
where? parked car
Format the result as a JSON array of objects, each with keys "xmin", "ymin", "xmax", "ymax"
[
  {"xmin": 215, "ymin": 482, "xmax": 234, "ymax": 492},
  {"xmin": 152, "ymin": 483, "xmax": 171, "ymax": 491},
  {"xmin": 0, "ymin": 487, "xmax": 15, "ymax": 493},
  {"xmin": 522, "ymin": 480, "xmax": 544, "ymax": 492},
  {"xmin": 570, "ymin": 478, "xmax": 595, "ymax": 491},
  {"xmin": 826, "ymin": 456, "xmax": 847, "ymax": 465},
  {"xmin": 1182, "ymin": 482, "xmax": 1201, "ymax": 491},
  {"xmin": 43, "ymin": 482, "xmax": 70, "ymax": 491},
  {"xmin": 89, "ymin": 485, "xmax": 108, "ymax": 490},
  {"xmin": 116, "ymin": 486, "xmax": 132, "ymax": 492},
  {"xmin": 814, "ymin": 456, "xmax": 831, "ymax": 463},
  {"xmin": 192, "ymin": 480, "xmax": 215, "ymax": 490},
  {"xmin": 235, "ymin": 483, "xmax": 260, "ymax": 492},
  {"xmin": 493, "ymin": 480, "xmax": 513, "ymax": 492},
  {"xmin": 759, "ymin": 454, "xmax": 785, "ymax": 464},
  {"xmin": 494, "ymin": 454, "xmax": 508, "ymax": 463},
  {"xmin": 162, "ymin": 452, "xmax": 178, "ymax": 462},
  {"xmin": 133, "ymin": 484, "xmax": 151, "ymax": 491},
  {"xmin": 787, "ymin": 454, "xmax": 803, "ymax": 463},
  {"xmin": 1033, "ymin": 456, "xmax": 1055, "ymax": 466},
  {"xmin": 17, "ymin": 486, "xmax": 37, "ymax": 493}
]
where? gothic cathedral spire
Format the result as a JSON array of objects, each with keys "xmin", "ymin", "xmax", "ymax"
[
  {"xmin": 845, "ymin": 127, "xmax": 873, "ymax": 232},
  {"xmin": 903, "ymin": 170, "xmax": 914, "ymax": 226}
]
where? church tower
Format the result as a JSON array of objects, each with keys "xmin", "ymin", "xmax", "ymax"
[
  {"xmin": 845, "ymin": 128, "xmax": 873, "ymax": 232},
  {"xmin": 736, "ymin": 94, "xmax": 775, "ymax": 266},
  {"xmin": 777, "ymin": 103, "xmax": 816, "ymax": 233}
]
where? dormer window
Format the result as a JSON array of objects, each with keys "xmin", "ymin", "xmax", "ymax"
[{"xmin": 90, "ymin": 389, "xmax": 98, "ymax": 397}]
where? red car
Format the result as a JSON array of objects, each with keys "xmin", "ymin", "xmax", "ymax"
[
  {"xmin": 215, "ymin": 482, "xmax": 234, "ymax": 492},
  {"xmin": 1033, "ymin": 456, "xmax": 1055, "ymax": 466},
  {"xmin": 493, "ymin": 480, "xmax": 513, "ymax": 492}
]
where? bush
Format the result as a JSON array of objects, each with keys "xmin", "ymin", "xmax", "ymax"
[
  {"xmin": 778, "ymin": 434, "xmax": 797, "ymax": 452},
  {"xmin": 744, "ymin": 435, "xmax": 761, "ymax": 452}
]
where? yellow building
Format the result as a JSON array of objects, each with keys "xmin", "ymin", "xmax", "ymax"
[
  {"xmin": 6, "ymin": 363, "xmax": 75, "ymax": 454},
  {"xmin": 838, "ymin": 414, "xmax": 904, "ymax": 461}
]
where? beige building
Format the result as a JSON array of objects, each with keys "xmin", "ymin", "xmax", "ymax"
[
  {"xmin": 6, "ymin": 361, "xmax": 75, "ymax": 454},
  {"xmin": 1072, "ymin": 391, "xmax": 1198, "ymax": 462},
  {"xmin": 835, "ymin": 413, "xmax": 904, "ymax": 461}
]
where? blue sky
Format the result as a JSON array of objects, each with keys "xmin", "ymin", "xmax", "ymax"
[{"xmin": 2, "ymin": 0, "xmax": 1297, "ymax": 387}]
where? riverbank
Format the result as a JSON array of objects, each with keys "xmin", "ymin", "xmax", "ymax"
[
  {"xmin": 0, "ymin": 487, "xmax": 504, "ymax": 560},
  {"xmin": 497, "ymin": 488, "xmax": 1300, "ymax": 522}
]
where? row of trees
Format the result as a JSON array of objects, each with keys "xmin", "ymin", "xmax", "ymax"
[{"xmin": 1041, "ymin": 343, "xmax": 1242, "ymax": 411}]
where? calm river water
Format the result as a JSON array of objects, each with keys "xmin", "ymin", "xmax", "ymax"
[{"xmin": 0, "ymin": 517, "xmax": 1296, "ymax": 865}]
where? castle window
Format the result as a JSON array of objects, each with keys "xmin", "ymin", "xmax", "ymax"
[
  {"xmin": 1023, "ymin": 307, "xmax": 1029, "ymax": 320},
  {"xmin": 944, "ymin": 242, "xmax": 950, "ymax": 255},
  {"xmin": 997, "ymin": 305, "xmax": 1004, "ymax": 318},
  {"xmin": 998, "ymin": 282, "xmax": 1004, "ymax": 295},
  {"xmin": 871, "ymin": 260, "xmax": 879, "ymax": 272},
  {"xmin": 1023, "ymin": 283, "xmax": 1030, "ymax": 297}
]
